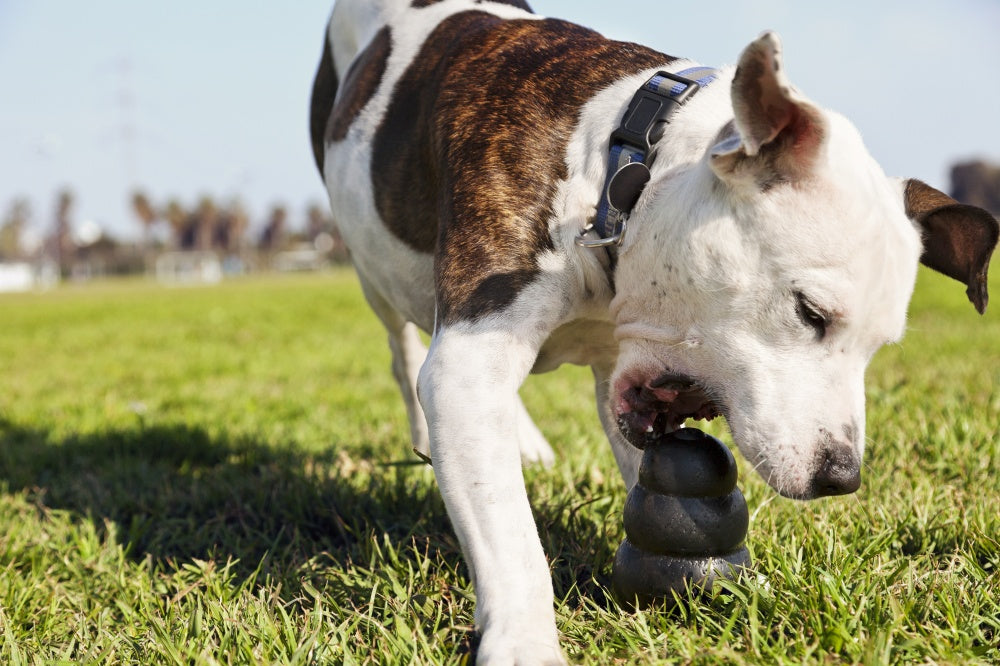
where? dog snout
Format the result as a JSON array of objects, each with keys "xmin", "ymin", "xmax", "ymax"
[{"xmin": 811, "ymin": 444, "xmax": 861, "ymax": 497}]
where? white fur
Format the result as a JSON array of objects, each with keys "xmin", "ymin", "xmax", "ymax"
[
  {"xmin": 611, "ymin": 109, "xmax": 921, "ymax": 498},
  {"xmin": 321, "ymin": 3, "xmax": 927, "ymax": 662}
]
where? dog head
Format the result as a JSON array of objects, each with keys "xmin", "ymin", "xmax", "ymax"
[{"xmin": 609, "ymin": 32, "xmax": 998, "ymax": 500}]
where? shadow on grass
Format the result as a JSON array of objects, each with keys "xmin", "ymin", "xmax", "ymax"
[
  {"xmin": 0, "ymin": 418, "xmax": 455, "ymax": 581},
  {"xmin": 0, "ymin": 416, "xmax": 617, "ymax": 604}
]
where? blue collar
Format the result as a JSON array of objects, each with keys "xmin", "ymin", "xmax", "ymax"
[{"xmin": 577, "ymin": 67, "xmax": 717, "ymax": 248}]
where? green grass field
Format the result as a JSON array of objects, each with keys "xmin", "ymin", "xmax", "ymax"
[{"xmin": 1, "ymin": 267, "xmax": 997, "ymax": 664}]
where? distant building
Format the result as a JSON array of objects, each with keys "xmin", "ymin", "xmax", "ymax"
[{"xmin": 951, "ymin": 161, "xmax": 1000, "ymax": 215}]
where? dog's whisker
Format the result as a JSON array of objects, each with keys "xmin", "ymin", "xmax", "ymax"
[{"xmin": 750, "ymin": 456, "xmax": 770, "ymax": 476}]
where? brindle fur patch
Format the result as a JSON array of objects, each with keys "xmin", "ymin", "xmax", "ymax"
[
  {"xmin": 309, "ymin": 34, "xmax": 338, "ymax": 175},
  {"xmin": 328, "ymin": 27, "xmax": 392, "ymax": 144},
  {"xmin": 372, "ymin": 11, "xmax": 673, "ymax": 323}
]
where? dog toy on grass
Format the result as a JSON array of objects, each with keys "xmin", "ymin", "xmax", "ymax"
[{"xmin": 612, "ymin": 428, "xmax": 750, "ymax": 609}]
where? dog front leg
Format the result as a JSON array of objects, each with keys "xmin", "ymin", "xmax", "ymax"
[{"xmin": 418, "ymin": 324, "xmax": 566, "ymax": 665}]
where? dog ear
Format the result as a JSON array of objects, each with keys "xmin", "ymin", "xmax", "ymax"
[
  {"xmin": 903, "ymin": 179, "xmax": 999, "ymax": 314},
  {"xmin": 711, "ymin": 32, "xmax": 827, "ymax": 186}
]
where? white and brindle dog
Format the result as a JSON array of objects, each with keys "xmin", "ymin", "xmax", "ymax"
[{"xmin": 310, "ymin": 0, "xmax": 998, "ymax": 662}]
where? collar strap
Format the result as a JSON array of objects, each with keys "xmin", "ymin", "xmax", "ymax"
[{"xmin": 578, "ymin": 66, "xmax": 717, "ymax": 248}]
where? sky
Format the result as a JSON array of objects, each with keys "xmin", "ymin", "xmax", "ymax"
[{"xmin": 1, "ymin": 0, "xmax": 998, "ymax": 242}]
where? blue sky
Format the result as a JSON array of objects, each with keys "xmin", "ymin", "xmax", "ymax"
[{"xmin": 1, "ymin": 0, "xmax": 998, "ymax": 241}]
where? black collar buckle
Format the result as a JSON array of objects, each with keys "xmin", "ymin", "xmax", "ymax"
[{"xmin": 610, "ymin": 71, "xmax": 703, "ymax": 155}]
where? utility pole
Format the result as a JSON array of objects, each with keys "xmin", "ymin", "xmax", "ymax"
[{"xmin": 117, "ymin": 57, "xmax": 138, "ymax": 194}]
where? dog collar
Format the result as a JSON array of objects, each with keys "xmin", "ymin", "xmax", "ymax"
[{"xmin": 577, "ymin": 67, "xmax": 717, "ymax": 249}]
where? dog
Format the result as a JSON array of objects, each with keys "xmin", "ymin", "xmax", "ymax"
[{"xmin": 309, "ymin": 1, "xmax": 998, "ymax": 662}]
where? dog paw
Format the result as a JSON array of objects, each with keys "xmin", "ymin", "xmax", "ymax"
[{"xmin": 475, "ymin": 632, "xmax": 567, "ymax": 666}]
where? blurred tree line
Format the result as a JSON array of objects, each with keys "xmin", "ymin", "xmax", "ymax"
[
  {"xmin": 0, "ymin": 187, "xmax": 347, "ymax": 278},
  {"xmin": 2, "ymin": 160, "xmax": 997, "ymax": 278},
  {"xmin": 129, "ymin": 189, "xmax": 343, "ymax": 256}
]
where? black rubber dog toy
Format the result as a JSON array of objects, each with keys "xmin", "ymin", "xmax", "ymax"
[{"xmin": 612, "ymin": 428, "xmax": 750, "ymax": 609}]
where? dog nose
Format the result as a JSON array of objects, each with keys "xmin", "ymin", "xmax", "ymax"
[{"xmin": 811, "ymin": 446, "xmax": 861, "ymax": 497}]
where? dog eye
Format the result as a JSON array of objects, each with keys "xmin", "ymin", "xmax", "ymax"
[{"xmin": 795, "ymin": 292, "xmax": 828, "ymax": 339}]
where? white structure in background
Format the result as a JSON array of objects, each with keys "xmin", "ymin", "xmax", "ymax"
[
  {"xmin": 154, "ymin": 251, "xmax": 222, "ymax": 285},
  {"xmin": 0, "ymin": 261, "xmax": 59, "ymax": 292},
  {"xmin": 272, "ymin": 244, "xmax": 325, "ymax": 272},
  {"xmin": 0, "ymin": 263, "xmax": 34, "ymax": 292},
  {"xmin": 271, "ymin": 235, "xmax": 337, "ymax": 273}
]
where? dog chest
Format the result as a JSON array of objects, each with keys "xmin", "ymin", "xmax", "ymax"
[{"xmin": 532, "ymin": 318, "xmax": 617, "ymax": 374}]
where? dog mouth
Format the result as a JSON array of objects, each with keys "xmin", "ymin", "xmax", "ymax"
[{"xmin": 615, "ymin": 373, "xmax": 722, "ymax": 448}]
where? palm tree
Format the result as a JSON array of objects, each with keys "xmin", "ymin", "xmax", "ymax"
[
  {"xmin": 195, "ymin": 196, "xmax": 218, "ymax": 251},
  {"xmin": 163, "ymin": 199, "xmax": 187, "ymax": 249},
  {"xmin": 53, "ymin": 188, "xmax": 74, "ymax": 277},
  {"xmin": 130, "ymin": 189, "xmax": 158, "ymax": 249},
  {"xmin": 259, "ymin": 204, "xmax": 287, "ymax": 251},
  {"xmin": 0, "ymin": 198, "xmax": 30, "ymax": 261}
]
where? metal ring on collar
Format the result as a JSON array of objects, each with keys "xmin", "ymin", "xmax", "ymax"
[{"xmin": 576, "ymin": 217, "xmax": 627, "ymax": 248}]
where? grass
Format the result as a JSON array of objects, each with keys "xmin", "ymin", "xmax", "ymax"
[{"xmin": 0, "ymin": 266, "xmax": 997, "ymax": 664}]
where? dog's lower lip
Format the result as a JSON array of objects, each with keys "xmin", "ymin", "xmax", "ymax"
[{"xmin": 616, "ymin": 373, "xmax": 720, "ymax": 447}]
